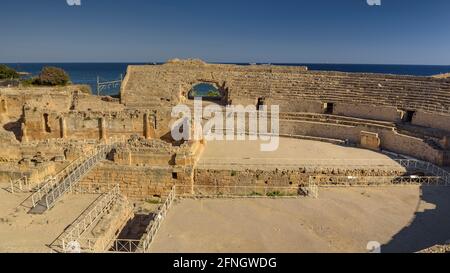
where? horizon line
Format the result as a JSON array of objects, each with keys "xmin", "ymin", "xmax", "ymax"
[{"xmin": 3, "ymin": 61, "xmax": 450, "ymax": 67}]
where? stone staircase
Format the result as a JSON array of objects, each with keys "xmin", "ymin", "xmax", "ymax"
[{"xmin": 29, "ymin": 143, "xmax": 117, "ymax": 214}]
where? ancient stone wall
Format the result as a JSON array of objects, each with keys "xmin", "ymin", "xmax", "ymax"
[
  {"xmin": 121, "ymin": 60, "xmax": 450, "ymax": 119},
  {"xmin": 279, "ymin": 118, "xmax": 445, "ymax": 165},
  {"xmin": 22, "ymin": 108, "xmax": 157, "ymax": 142},
  {"xmin": 194, "ymin": 167, "xmax": 406, "ymax": 190},
  {"xmin": 79, "ymin": 163, "xmax": 193, "ymax": 199},
  {"xmin": 412, "ymin": 111, "xmax": 450, "ymax": 132}
]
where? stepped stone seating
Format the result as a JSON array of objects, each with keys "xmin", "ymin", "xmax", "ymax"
[
  {"xmin": 121, "ymin": 60, "xmax": 450, "ymax": 116},
  {"xmin": 119, "ymin": 60, "xmax": 450, "ymax": 166}
]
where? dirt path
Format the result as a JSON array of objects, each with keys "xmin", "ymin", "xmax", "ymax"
[
  {"xmin": 0, "ymin": 183, "xmax": 99, "ymax": 253},
  {"xmin": 150, "ymin": 186, "xmax": 425, "ymax": 253}
]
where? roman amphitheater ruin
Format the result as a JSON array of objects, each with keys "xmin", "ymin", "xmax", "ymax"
[{"xmin": 1, "ymin": 59, "xmax": 450, "ymax": 253}]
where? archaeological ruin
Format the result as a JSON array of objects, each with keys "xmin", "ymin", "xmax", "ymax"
[{"xmin": 1, "ymin": 59, "xmax": 450, "ymax": 253}]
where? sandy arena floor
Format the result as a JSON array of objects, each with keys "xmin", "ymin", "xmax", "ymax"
[
  {"xmin": 198, "ymin": 138, "xmax": 403, "ymax": 170},
  {"xmin": 150, "ymin": 186, "xmax": 450, "ymax": 253},
  {"xmin": 0, "ymin": 183, "xmax": 99, "ymax": 253}
]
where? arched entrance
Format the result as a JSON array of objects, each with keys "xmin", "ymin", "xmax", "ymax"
[{"xmin": 187, "ymin": 82, "xmax": 228, "ymax": 104}]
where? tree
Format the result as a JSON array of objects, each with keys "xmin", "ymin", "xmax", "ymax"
[
  {"xmin": 37, "ymin": 66, "xmax": 70, "ymax": 86},
  {"xmin": 0, "ymin": 64, "xmax": 19, "ymax": 80}
]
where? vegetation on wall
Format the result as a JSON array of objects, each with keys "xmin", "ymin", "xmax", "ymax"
[
  {"xmin": 188, "ymin": 83, "xmax": 223, "ymax": 100},
  {"xmin": 0, "ymin": 64, "xmax": 19, "ymax": 80}
]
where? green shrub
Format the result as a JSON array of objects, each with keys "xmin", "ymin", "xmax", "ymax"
[
  {"xmin": 145, "ymin": 199, "xmax": 161, "ymax": 205},
  {"xmin": 37, "ymin": 66, "xmax": 70, "ymax": 86},
  {"xmin": 20, "ymin": 77, "xmax": 39, "ymax": 87},
  {"xmin": 0, "ymin": 64, "xmax": 19, "ymax": 79},
  {"xmin": 207, "ymin": 90, "xmax": 221, "ymax": 97}
]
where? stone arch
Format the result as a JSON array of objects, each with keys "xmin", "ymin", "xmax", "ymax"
[{"xmin": 182, "ymin": 80, "xmax": 229, "ymax": 104}]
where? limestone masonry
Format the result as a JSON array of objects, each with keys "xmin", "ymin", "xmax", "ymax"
[{"xmin": 1, "ymin": 59, "xmax": 450, "ymax": 200}]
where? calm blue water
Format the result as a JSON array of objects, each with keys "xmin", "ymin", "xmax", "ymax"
[{"xmin": 6, "ymin": 63, "xmax": 450, "ymax": 96}]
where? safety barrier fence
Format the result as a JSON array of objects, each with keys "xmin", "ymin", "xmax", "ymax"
[
  {"xmin": 395, "ymin": 159, "xmax": 450, "ymax": 184},
  {"xmin": 59, "ymin": 185, "xmax": 122, "ymax": 253},
  {"xmin": 29, "ymin": 143, "xmax": 117, "ymax": 214},
  {"xmin": 57, "ymin": 169, "xmax": 450, "ymax": 253},
  {"xmin": 135, "ymin": 186, "xmax": 176, "ymax": 253},
  {"xmin": 309, "ymin": 176, "xmax": 445, "ymax": 188},
  {"xmin": 9, "ymin": 175, "xmax": 29, "ymax": 193}
]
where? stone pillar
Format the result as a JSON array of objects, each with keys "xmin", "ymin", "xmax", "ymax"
[
  {"xmin": 99, "ymin": 117, "xmax": 107, "ymax": 142},
  {"xmin": 59, "ymin": 117, "xmax": 67, "ymax": 139},
  {"xmin": 143, "ymin": 112, "xmax": 151, "ymax": 139},
  {"xmin": 21, "ymin": 123, "xmax": 28, "ymax": 143},
  {"xmin": 0, "ymin": 99, "xmax": 7, "ymax": 114}
]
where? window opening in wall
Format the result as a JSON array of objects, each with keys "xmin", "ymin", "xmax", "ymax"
[
  {"xmin": 257, "ymin": 97, "xmax": 266, "ymax": 110},
  {"xmin": 402, "ymin": 110, "xmax": 415, "ymax": 123},
  {"xmin": 324, "ymin": 103, "xmax": 334, "ymax": 114},
  {"xmin": 188, "ymin": 83, "xmax": 223, "ymax": 101},
  {"xmin": 0, "ymin": 99, "xmax": 6, "ymax": 112},
  {"xmin": 43, "ymin": 113, "xmax": 51, "ymax": 133},
  {"xmin": 172, "ymin": 172, "xmax": 178, "ymax": 179}
]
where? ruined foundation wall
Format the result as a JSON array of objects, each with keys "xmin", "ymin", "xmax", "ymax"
[
  {"xmin": 22, "ymin": 109, "xmax": 156, "ymax": 142},
  {"xmin": 79, "ymin": 163, "xmax": 193, "ymax": 199},
  {"xmin": 0, "ymin": 86, "xmax": 87, "ymax": 119},
  {"xmin": 193, "ymin": 167, "xmax": 406, "ymax": 189}
]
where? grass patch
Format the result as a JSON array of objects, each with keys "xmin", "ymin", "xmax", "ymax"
[
  {"xmin": 266, "ymin": 191, "xmax": 283, "ymax": 197},
  {"xmin": 145, "ymin": 199, "xmax": 161, "ymax": 205}
]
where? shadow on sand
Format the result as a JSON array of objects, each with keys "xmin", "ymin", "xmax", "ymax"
[{"xmin": 382, "ymin": 186, "xmax": 450, "ymax": 253}]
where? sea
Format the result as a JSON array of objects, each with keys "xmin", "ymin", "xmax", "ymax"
[{"xmin": 5, "ymin": 63, "xmax": 450, "ymax": 96}]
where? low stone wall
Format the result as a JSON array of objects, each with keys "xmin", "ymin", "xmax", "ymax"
[
  {"xmin": 334, "ymin": 103, "xmax": 401, "ymax": 122},
  {"xmin": 194, "ymin": 168, "xmax": 406, "ymax": 189},
  {"xmin": 79, "ymin": 163, "xmax": 193, "ymax": 200},
  {"xmin": 78, "ymin": 160, "xmax": 406, "ymax": 199},
  {"xmin": 89, "ymin": 199, "xmax": 134, "ymax": 252},
  {"xmin": 413, "ymin": 111, "xmax": 450, "ymax": 132},
  {"xmin": 380, "ymin": 130, "xmax": 445, "ymax": 165},
  {"xmin": 279, "ymin": 119, "xmax": 446, "ymax": 166}
]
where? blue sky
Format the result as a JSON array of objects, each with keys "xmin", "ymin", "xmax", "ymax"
[{"xmin": 1, "ymin": 0, "xmax": 450, "ymax": 64}]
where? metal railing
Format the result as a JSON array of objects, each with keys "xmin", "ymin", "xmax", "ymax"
[
  {"xmin": 9, "ymin": 175, "xmax": 29, "ymax": 193},
  {"xmin": 136, "ymin": 186, "xmax": 176, "ymax": 253},
  {"xmin": 308, "ymin": 178, "xmax": 319, "ymax": 199},
  {"xmin": 60, "ymin": 185, "xmax": 122, "ymax": 252},
  {"xmin": 309, "ymin": 175, "xmax": 445, "ymax": 187},
  {"xmin": 78, "ymin": 238, "xmax": 141, "ymax": 253},
  {"xmin": 197, "ymin": 158, "xmax": 450, "ymax": 181},
  {"xmin": 29, "ymin": 143, "xmax": 117, "ymax": 214},
  {"xmin": 29, "ymin": 177, "xmax": 61, "ymax": 208},
  {"xmin": 394, "ymin": 159, "xmax": 450, "ymax": 184}
]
